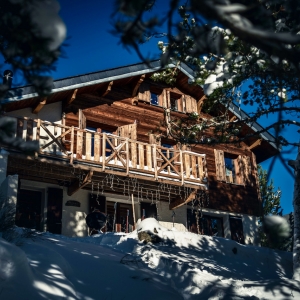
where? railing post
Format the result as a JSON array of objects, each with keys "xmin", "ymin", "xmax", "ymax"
[
  {"xmin": 153, "ymin": 144, "xmax": 157, "ymax": 180},
  {"xmin": 76, "ymin": 130, "xmax": 83, "ymax": 159},
  {"xmin": 197, "ymin": 156, "xmax": 203, "ymax": 180},
  {"xmin": 94, "ymin": 132, "xmax": 100, "ymax": 162},
  {"xmin": 203, "ymin": 155, "xmax": 208, "ymax": 183},
  {"xmin": 86, "ymin": 131, "xmax": 92, "ymax": 161},
  {"xmin": 131, "ymin": 141, "xmax": 137, "ymax": 168},
  {"xmin": 180, "ymin": 150, "xmax": 184, "ymax": 185},
  {"xmin": 146, "ymin": 144, "xmax": 152, "ymax": 171},
  {"xmin": 102, "ymin": 133, "xmax": 106, "ymax": 171},
  {"xmin": 70, "ymin": 126, "xmax": 74, "ymax": 165},
  {"xmin": 35, "ymin": 119, "xmax": 41, "ymax": 159},
  {"xmin": 184, "ymin": 151, "xmax": 190, "ymax": 179},
  {"xmin": 138, "ymin": 143, "xmax": 144, "ymax": 170},
  {"xmin": 126, "ymin": 139, "xmax": 129, "ymax": 175}
]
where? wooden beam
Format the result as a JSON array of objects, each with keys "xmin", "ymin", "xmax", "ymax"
[
  {"xmin": 32, "ymin": 98, "xmax": 47, "ymax": 114},
  {"xmin": 132, "ymin": 74, "xmax": 145, "ymax": 97},
  {"xmin": 197, "ymin": 95, "xmax": 206, "ymax": 114},
  {"xmin": 229, "ymin": 115, "xmax": 237, "ymax": 122},
  {"xmin": 99, "ymin": 81, "xmax": 113, "ymax": 97},
  {"xmin": 169, "ymin": 189, "xmax": 198, "ymax": 210},
  {"xmin": 249, "ymin": 139, "xmax": 262, "ymax": 150},
  {"xmin": 67, "ymin": 170, "xmax": 93, "ymax": 196},
  {"xmin": 67, "ymin": 89, "xmax": 78, "ymax": 106}
]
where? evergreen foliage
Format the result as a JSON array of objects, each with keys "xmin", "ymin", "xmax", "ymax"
[
  {"xmin": 0, "ymin": 0, "xmax": 66, "ymax": 151},
  {"xmin": 112, "ymin": 0, "xmax": 300, "ymax": 149},
  {"xmin": 258, "ymin": 165, "xmax": 293, "ymax": 251}
]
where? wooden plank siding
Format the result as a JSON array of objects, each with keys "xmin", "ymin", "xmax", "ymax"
[{"xmin": 62, "ymin": 84, "xmax": 261, "ymax": 216}]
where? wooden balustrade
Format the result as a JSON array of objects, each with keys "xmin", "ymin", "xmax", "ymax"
[{"xmin": 3, "ymin": 116, "xmax": 208, "ymax": 186}]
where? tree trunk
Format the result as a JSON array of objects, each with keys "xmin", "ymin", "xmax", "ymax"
[{"xmin": 289, "ymin": 147, "xmax": 300, "ymax": 280}]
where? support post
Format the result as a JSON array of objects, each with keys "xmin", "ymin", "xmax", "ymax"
[{"xmin": 132, "ymin": 194, "xmax": 136, "ymax": 227}]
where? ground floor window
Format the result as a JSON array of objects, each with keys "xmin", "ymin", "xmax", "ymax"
[
  {"xmin": 187, "ymin": 209, "xmax": 224, "ymax": 237},
  {"xmin": 106, "ymin": 202, "xmax": 134, "ymax": 233},
  {"xmin": 229, "ymin": 216, "xmax": 245, "ymax": 244}
]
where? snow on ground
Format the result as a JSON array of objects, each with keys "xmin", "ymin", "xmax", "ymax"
[{"xmin": 0, "ymin": 218, "xmax": 299, "ymax": 299}]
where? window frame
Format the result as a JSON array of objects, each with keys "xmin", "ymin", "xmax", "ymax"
[{"xmin": 214, "ymin": 149, "xmax": 252, "ymax": 186}]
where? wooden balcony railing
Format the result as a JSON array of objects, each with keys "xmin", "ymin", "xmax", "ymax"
[{"xmin": 5, "ymin": 116, "xmax": 208, "ymax": 187}]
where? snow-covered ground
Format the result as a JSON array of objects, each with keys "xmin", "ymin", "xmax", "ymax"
[{"xmin": 0, "ymin": 218, "xmax": 299, "ymax": 299}]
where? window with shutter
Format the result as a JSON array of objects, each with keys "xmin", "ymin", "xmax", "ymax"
[{"xmin": 214, "ymin": 150, "xmax": 252, "ymax": 185}]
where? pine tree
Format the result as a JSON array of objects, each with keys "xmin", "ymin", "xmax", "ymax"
[{"xmin": 258, "ymin": 165, "xmax": 293, "ymax": 251}]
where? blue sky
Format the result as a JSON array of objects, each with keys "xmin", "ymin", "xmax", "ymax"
[{"xmin": 41, "ymin": 1, "xmax": 298, "ymax": 214}]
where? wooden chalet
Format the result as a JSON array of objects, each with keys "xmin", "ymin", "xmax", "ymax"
[{"xmin": 0, "ymin": 61, "xmax": 279, "ymax": 244}]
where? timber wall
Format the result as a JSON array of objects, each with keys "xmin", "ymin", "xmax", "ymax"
[{"xmin": 64, "ymin": 83, "xmax": 261, "ymax": 216}]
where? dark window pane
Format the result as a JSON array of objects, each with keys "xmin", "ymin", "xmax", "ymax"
[
  {"xmin": 151, "ymin": 93, "xmax": 159, "ymax": 105},
  {"xmin": 170, "ymin": 98, "xmax": 178, "ymax": 111}
]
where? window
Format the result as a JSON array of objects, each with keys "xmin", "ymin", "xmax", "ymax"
[
  {"xmin": 214, "ymin": 149, "xmax": 252, "ymax": 185},
  {"xmin": 187, "ymin": 209, "xmax": 224, "ymax": 237},
  {"xmin": 229, "ymin": 217, "xmax": 245, "ymax": 244},
  {"xmin": 170, "ymin": 97, "xmax": 178, "ymax": 111},
  {"xmin": 200, "ymin": 215, "xmax": 224, "ymax": 237},
  {"xmin": 224, "ymin": 155, "xmax": 238, "ymax": 184},
  {"xmin": 151, "ymin": 93, "xmax": 159, "ymax": 106}
]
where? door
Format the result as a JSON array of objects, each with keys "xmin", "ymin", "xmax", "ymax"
[
  {"xmin": 141, "ymin": 202, "xmax": 157, "ymax": 219},
  {"xmin": 229, "ymin": 216, "xmax": 245, "ymax": 244},
  {"xmin": 47, "ymin": 188, "xmax": 63, "ymax": 234},
  {"xmin": 16, "ymin": 189, "xmax": 42, "ymax": 231}
]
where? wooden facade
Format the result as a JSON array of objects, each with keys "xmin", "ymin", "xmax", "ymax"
[{"xmin": 1, "ymin": 61, "xmax": 278, "ymax": 226}]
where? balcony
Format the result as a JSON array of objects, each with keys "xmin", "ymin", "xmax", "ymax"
[{"xmin": 3, "ymin": 116, "xmax": 208, "ymax": 195}]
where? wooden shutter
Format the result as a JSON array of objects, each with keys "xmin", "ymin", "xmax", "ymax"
[
  {"xmin": 185, "ymin": 95, "xmax": 197, "ymax": 113},
  {"xmin": 214, "ymin": 149, "xmax": 226, "ymax": 181},
  {"xmin": 236, "ymin": 155, "xmax": 244, "ymax": 184},
  {"xmin": 158, "ymin": 89, "xmax": 168, "ymax": 108},
  {"xmin": 117, "ymin": 124, "xmax": 137, "ymax": 166},
  {"xmin": 78, "ymin": 109, "xmax": 86, "ymax": 129},
  {"xmin": 242, "ymin": 155, "xmax": 252, "ymax": 185},
  {"xmin": 138, "ymin": 82, "xmax": 150, "ymax": 102},
  {"xmin": 117, "ymin": 123, "xmax": 137, "ymax": 140},
  {"xmin": 177, "ymin": 95, "xmax": 185, "ymax": 112}
]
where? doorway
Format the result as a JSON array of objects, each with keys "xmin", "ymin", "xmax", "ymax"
[
  {"xmin": 47, "ymin": 188, "xmax": 63, "ymax": 234},
  {"xmin": 140, "ymin": 202, "xmax": 157, "ymax": 219},
  {"xmin": 15, "ymin": 189, "xmax": 42, "ymax": 231}
]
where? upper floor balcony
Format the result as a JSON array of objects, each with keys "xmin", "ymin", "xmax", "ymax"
[{"xmin": 2, "ymin": 116, "xmax": 208, "ymax": 195}]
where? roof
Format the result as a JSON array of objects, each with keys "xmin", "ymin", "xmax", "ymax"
[{"xmin": 4, "ymin": 60, "xmax": 280, "ymax": 160}]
